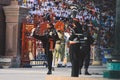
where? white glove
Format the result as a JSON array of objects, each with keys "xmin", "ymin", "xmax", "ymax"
[
  {"xmin": 49, "ymin": 32, "xmax": 53, "ymax": 36},
  {"xmin": 30, "ymin": 28, "xmax": 35, "ymax": 36}
]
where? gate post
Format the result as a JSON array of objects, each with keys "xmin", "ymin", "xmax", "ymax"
[
  {"xmin": 3, "ymin": 0, "xmax": 20, "ymax": 68},
  {"xmin": 103, "ymin": 0, "xmax": 120, "ymax": 79}
]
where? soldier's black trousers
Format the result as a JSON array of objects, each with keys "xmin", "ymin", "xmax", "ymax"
[
  {"xmin": 46, "ymin": 50, "xmax": 53, "ymax": 71},
  {"xmin": 69, "ymin": 43, "xmax": 85, "ymax": 77},
  {"xmin": 80, "ymin": 46, "xmax": 90, "ymax": 69}
]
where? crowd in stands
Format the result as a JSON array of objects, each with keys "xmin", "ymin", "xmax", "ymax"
[{"xmin": 19, "ymin": 0, "xmax": 116, "ymax": 54}]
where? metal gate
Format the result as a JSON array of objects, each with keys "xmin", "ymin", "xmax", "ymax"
[{"xmin": 21, "ymin": 23, "xmax": 47, "ymax": 67}]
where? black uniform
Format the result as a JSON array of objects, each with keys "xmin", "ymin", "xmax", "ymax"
[
  {"xmin": 79, "ymin": 31, "xmax": 94, "ymax": 75},
  {"xmin": 69, "ymin": 21, "xmax": 83, "ymax": 77},
  {"xmin": 33, "ymin": 27, "xmax": 59, "ymax": 74}
]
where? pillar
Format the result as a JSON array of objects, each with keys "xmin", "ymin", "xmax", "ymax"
[
  {"xmin": 3, "ymin": 0, "xmax": 20, "ymax": 67},
  {"xmin": 103, "ymin": 0, "xmax": 120, "ymax": 79}
]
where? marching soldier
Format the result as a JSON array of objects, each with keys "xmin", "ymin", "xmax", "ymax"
[{"xmin": 31, "ymin": 23, "xmax": 59, "ymax": 74}]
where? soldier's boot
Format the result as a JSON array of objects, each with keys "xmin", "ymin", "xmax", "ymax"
[
  {"xmin": 85, "ymin": 68, "xmax": 91, "ymax": 75},
  {"xmin": 79, "ymin": 69, "xmax": 81, "ymax": 75},
  {"xmin": 47, "ymin": 70, "xmax": 52, "ymax": 75}
]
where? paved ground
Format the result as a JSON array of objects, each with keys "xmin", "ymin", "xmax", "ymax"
[{"xmin": 0, "ymin": 65, "xmax": 118, "ymax": 80}]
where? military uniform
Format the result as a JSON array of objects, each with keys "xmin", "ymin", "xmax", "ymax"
[
  {"xmin": 69, "ymin": 21, "xmax": 83, "ymax": 77},
  {"xmin": 33, "ymin": 25, "xmax": 59, "ymax": 74},
  {"xmin": 79, "ymin": 31, "xmax": 94, "ymax": 75}
]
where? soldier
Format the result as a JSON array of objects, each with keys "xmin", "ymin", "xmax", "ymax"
[
  {"xmin": 79, "ymin": 25, "xmax": 94, "ymax": 75},
  {"xmin": 52, "ymin": 30, "xmax": 65, "ymax": 67},
  {"xmin": 68, "ymin": 20, "xmax": 83, "ymax": 77},
  {"xmin": 31, "ymin": 23, "xmax": 59, "ymax": 74}
]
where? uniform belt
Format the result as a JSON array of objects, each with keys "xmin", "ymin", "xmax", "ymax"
[
  {"xmin": 69, "ymin": 41, "xmax": 80, "ymax": 44},
  {"xmin": 75, "ymin": 33, "xmax": 83, "ymax": 36}
]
